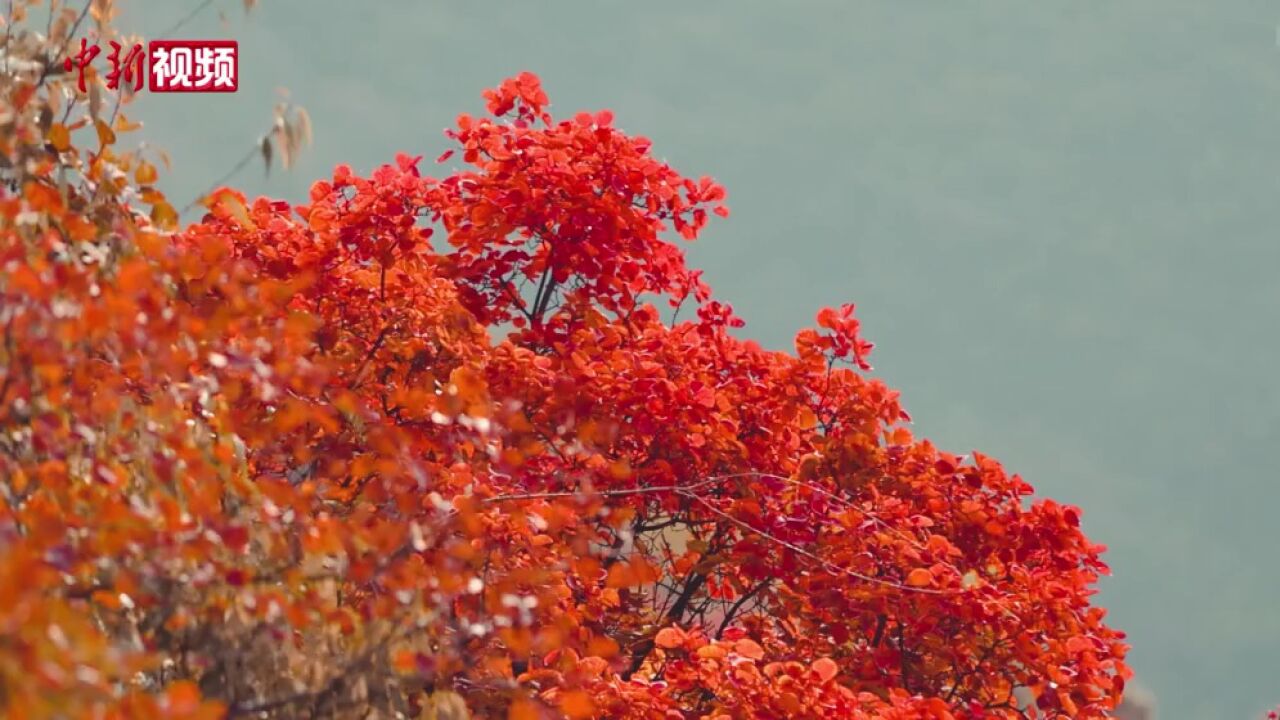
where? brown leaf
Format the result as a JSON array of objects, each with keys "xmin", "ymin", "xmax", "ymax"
[
  {"xmin": 89, "ymin": 81, "xmax": 103, "ymax": 121},
  {"xmin": 283, "ymin": 120, "xmax": 298, "ymax": 168},
  {"xmin": 294, "ymin": 106, "xmax": 313, "ymax": 147}
]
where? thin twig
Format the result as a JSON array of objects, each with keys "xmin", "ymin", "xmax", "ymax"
[
  {"xmin": 483, "ymin": 474, "xmax": 726, "ymax": 503},
  {"xmin": 678, "ymin": 489, "xmax": 956, "ymax": 595},
  {"xmin": 716, "ymin": 577, "xmax": 771, "ymax": 637},
  {"xmin": 4, "ymin": 1, "xmax": 15, "ymax": 76},
  {"xmin": 157, "ymin": 0, "xmax": 217, "ymax": 40},
  {"xmin": 181, "ymin": 140, "xmax": 257, "ymax": 213},
  {"xmin": 37, "ymin": 0, "xmax": 91, "ymax": 85}
]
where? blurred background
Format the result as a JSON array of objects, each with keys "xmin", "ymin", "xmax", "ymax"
[{"xmin": 121, "ymin": 2, "xmax": 1280, "ymax": 717}]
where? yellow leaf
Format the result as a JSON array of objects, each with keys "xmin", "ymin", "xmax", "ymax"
[
  {"xmin": 48, "ymin": 123, "xmax": 71, "ymax": 151},
  {"xmin": 114, "ymin": 113, "xmax": 144, "ymax": 133},
  {"xmin": 151, "ymin": 200, "xmax": 179, "ymax": 230},
  {"xmin": 216, "ymin": 195, "xmax": 256, "ymax": 230},
  {"xmin": 135, "ymin": 160, "xmax": 158, "ymax": 185}
]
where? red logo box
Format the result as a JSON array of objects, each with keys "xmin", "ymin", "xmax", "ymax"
[{"xmin": 147, "ymin": 40, "xmax": 238, "ymax": 93}]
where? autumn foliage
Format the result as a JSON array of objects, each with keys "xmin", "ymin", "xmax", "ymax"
[{"xmin": 1, "ymin": 6, "xmax": 1128, "ymax": 719}]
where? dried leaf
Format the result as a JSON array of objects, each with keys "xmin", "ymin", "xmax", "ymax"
[
  {"xmin": 260, "ymin": 135, "xmax": 273, "ymax": 176},
  {"xmin": 273, "ymin": 126, "xmax": 291, "ymax": 170},
  {"xmin": 294, "ymin": 106, "xmax": 313, "ymax": 146},
  {"xmin": 283, "ymin": 120, "xmax": 297, "ymax": 168},
  {"xmin": 89, "ymin": 81, "xmax": 103, "ymax": 121}
]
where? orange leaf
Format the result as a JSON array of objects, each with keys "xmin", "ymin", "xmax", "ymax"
[
  {"xmin": 95, "ymin": 118, "xmax": 116, "ymax": 147},
  {"xmin": 586, "ymin": 635, "xmax": 619, "ymax": 658},
  {"xmin": 558, "ymin": 690, "xmax": 594, "ymax": 719},
  {"xmin": 115, "ymin": 113, "xmax": 144, "ymax": 133},
  {"xmin": 811, "ymin": 657, "xmax": 839, "ymax": 682},
  {"xmin": 733, "ymin": 638, "xmax": 765, "ymax": 660},
  {"xmin": 508, "ymin": 699, "xmax": 540, "ymax": 720},
  {"xmin": 391, "ymin": 648, "xmax": 417, "ymax": 675},
  {"xmin": 604, "ymin": 562, "xmax": 633, "ymax": 588},
  {"xmin": 90, "ymin": 590, "xmax": 122, "ymax": 610},
  {"xmin": 8, "ymin": 469, "xmax": 27, "ymax": 495},
  {"xmin": 654, "ymin": 627, "xmax": 685, "ymax": 649},
  {"xmin": 905, "ymin": 568, "xmax": 934, "ymax": 588},
  {"xmin": 163, "ymin": 680, "xmax": 202, "ymax": 714},
  {"xmin": 696, "ymin": 644, "xmax": 728, "ymax": 659},
  {"xmin": 48, "ymin": 123, "xmax": 71, "ymax": 151}
]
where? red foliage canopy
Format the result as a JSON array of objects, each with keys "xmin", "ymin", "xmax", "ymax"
[{"xmin": 1, "ymin": 68, "xmax": 1127, "ymax": 719}]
